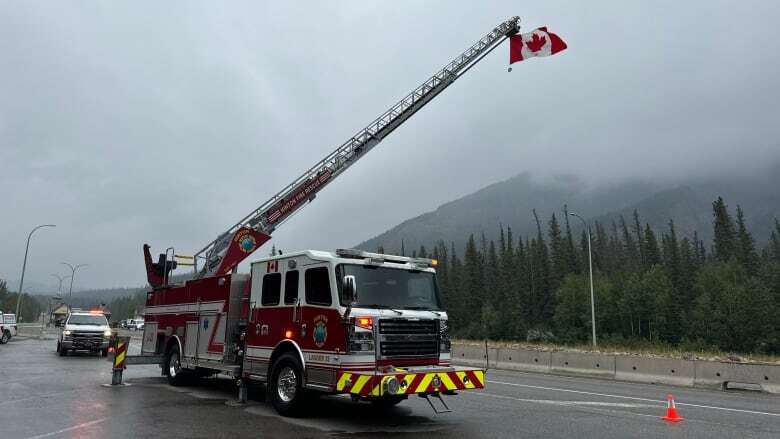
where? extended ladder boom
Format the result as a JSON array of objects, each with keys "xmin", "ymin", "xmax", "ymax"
[{"xmin": 194, "ymin": 16, "xmax": 521, "ymax": 278}]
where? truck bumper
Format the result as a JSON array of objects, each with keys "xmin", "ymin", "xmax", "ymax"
[
  {"xmin": 335, "ymin": 367, "xmax": 485, "ymax": 397},
  {"xmin": 61, "ymin": 339, "xmax": 110, "ymax": 350}
]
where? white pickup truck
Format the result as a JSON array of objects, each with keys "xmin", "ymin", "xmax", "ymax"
[
  {"xmin": 56, "ymin": 311, "xmax": 111, "ymax": 356},
  {"xmin": 0, "ymin": 311, "xmax": 17, "ymax": 344}
]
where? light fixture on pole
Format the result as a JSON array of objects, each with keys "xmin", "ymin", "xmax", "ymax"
[
  {"xmin": 15, "ymin": 224, "xmax": 56, "ymax": 321},
  {"xmin": 50, "ymin": 273, "xmax": 70, "ymax": 296},
  {"xmin": 60, "ymin": 262, "xmax": 87, "ymax": 305},
  {"xmin": 569, "ymin": 212, "xmax": 597, "ymax": 348}
]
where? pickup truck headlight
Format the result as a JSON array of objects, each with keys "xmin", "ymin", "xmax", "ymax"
[
  {"xmin": 63, "ymin": 330, "xmax": 72, "ymax": 336},
  {"xmin": 103, "ymin": 330, "xmax": 112, "ymax": 337}
]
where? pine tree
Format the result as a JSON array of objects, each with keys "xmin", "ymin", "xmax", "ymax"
[
  {"xmin": 632, "ymin": 210, "xmax": 645, "ymax": 265},
  {"xmin": 377, "ymin": 245, "xmax": 385, "ymax": 254},
  {"xmin": 769, "ymin": 219, "xmax": 780, "ymax": 262},
  {"xmin": 400, "ymin": 240, "xmax": 406, "ymax": 256},
  {"xmin": 530, "ymin": 209, "xmax": 554, "ymax": 326},
  {"xmin": 418, "ymin": 245, "xmax": 428, "ymax": 259},
  {"xmin": 548, "ymin": 213, "xmax": 567, "ymax": 290},
  {"xmin": 620, "ymin": 215, "xmax": 639, "ymax": 269},
  {"xmin": 712, "ymin": 197, "xmax": 737, "ymax": 262},
  {"xmin": 463, "ymin": 235, "xmax": 485, "ymax": 337},
  {"xmin": 563, "ymin": 205, "xmax": 579, "ymax": 273},
  {"xmin": 735, "ymin": 205, "xmax": 758, "ymax": 275},
  {"xmin": 643, "ymin": 224, "xmax": 661, "ymax": 267}
]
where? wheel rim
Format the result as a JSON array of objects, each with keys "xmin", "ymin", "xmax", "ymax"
[
  {"xmin": 169, "ymin": 351, "xmax": 181, "ymax": 378},
  {"xmin": 276, "ymin": 366, "xmax": 297, "ymax": 403}
]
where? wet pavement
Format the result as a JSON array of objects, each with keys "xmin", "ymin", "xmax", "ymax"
[{"xmin": 1, "ymin": 336, "xmax": 779, "ymax": 438}]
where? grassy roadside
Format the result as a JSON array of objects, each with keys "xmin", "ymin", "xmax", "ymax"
[{"xmin": 453, "ymin": 338, "xmax": 780, "ymax": 364}]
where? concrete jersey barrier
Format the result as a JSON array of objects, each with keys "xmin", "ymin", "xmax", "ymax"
[{"xmin": 452, "ymin": 342, "xmax": 780, "ymax": 394}]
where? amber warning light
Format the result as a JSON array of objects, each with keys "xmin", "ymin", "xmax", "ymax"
[
  {"xmin": 356, "ymin": 317, "xmax": 373, "ymax": 330},
  {"xmin": 284, "ymin": 329, "xmax": 293, "ymax": 338}
]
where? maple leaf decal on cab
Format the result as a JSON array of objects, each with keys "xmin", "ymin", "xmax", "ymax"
[{"xmin": 525, "ymin": 33, "xmax": 547, "ymax": 52}]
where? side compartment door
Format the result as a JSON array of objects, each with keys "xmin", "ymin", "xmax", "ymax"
[
  {"xmin": 141, "ymin": 321, "xmax": 158, "ymax": 354},
  {"xmin": 184, "ymin": 321, "xmax": 198, "ymax": 358}
]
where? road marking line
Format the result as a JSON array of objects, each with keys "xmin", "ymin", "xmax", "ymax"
[
  {"xmin": 469, "ymin": 391, "xmax": 660, "ymax": 408},
  {"xmin": 486, "ymin": 380, "xmax": 780, "ymax": 418},
  {"xmin": 26, "ymin": 418, "xmax": 108, "ymax": 439}
]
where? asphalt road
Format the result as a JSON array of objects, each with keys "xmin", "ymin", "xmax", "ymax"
[{"xmin": 1, "ymin": 336, "xmax": 778, "ymax": 438}]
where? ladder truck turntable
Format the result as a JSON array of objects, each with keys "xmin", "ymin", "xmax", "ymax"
[{"xmin": 140, "ymin": 17, "xmax": 522, "ymax": 416}]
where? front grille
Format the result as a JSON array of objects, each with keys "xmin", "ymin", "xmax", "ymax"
[
  {"xmin": 72, "ymin": 331, "xmax": 104, "ymax": 345},
  {"xmin": 378, "ymin": 319, "xmax": 438, "ymax": 358},
  {"xmin": 379, "ymin": 319, "xmax": 437, "ymax": 334}
]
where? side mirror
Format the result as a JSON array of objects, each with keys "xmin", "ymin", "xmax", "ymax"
[{"xmin": 342, "ymin": 275, "xmax": 357, "ymax": 306}]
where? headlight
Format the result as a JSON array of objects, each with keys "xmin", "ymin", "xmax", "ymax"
[
  {"xmin": 439, "ymin": 320, "xmax": 451, "ymax": 353},
  {"xmin": 348, "ymin": 329, "xmax": 374, "ymax": 353},
  {"xmin": 63, "ymin": 330, "xmax": 72, "ymax": 336},
  {"xmin": 104, "ymin": 330, "xmax": 112, "ymax": 337}
]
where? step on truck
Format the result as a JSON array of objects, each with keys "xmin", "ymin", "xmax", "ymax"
[{"xmin": 137, "ymin": 16, "xmax": 561, "ymax": 415}]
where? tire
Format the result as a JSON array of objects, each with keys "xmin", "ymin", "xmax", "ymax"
[
  {"xmin": 371, "ymin": 395, "xmax": 407, "ymax": 409},
  {"xmin": 101, "ymin": 348, "xmax": 109, "ymax": 357},
  {"xmin": 59, "ymin": 346, "xmax": 68, "ymax": 357},
  {"xmin": 56, "ymin": 341, "xmax": 61, "ymax": 353},
  {"xmin": 268, "ymin": 353, "xmax": 306, "ymax": 416},
  {"xmin": 165, "ymin": 344, "xmax": 189, "ymax": 386},
  {"xmin": 0, "ymin": 331, "xmax": 9, "ymax": 344}
]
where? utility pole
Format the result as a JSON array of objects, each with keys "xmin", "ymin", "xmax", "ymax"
[
  {"xmin": 569, "ymin": 212, "xmax": 597, "ymax": 349},
  {"xmin": 15, "ymin": 224, "xmax": 56, "ymax": 321}
]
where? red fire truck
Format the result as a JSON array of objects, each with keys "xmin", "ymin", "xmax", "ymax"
[{"xmin": 141, "ymin": 16, "xmax": 525, "ymax": 416}]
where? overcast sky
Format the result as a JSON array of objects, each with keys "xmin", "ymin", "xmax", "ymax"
[{"xmin": 2, "ymin": 1, "xmax": 780, "ymax": 291}]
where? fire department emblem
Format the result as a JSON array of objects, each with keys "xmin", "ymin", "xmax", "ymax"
[
  {"xmin": 313, "ymin": 315, "xmax": 328, "ymax": 348},
  {"xmin": 238, "ymin": 234, "xmax": 256, "ymax": 253}
]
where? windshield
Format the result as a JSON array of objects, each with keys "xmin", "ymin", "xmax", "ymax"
[
  {"xmin": 337, "ymin": 264, "xmax": 441, "ymax": 310},
  {"xmin": 3, "ymin": 314, "xmax": 15, "ymax": 324},
  {"xmin": 68, "ymin": 314, "xmax": 108, "ymax": 326}
]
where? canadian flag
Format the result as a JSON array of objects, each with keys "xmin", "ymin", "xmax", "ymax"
[{"xmin": 509, "ymin": 27, "xmax": 567, "ymax": 64}]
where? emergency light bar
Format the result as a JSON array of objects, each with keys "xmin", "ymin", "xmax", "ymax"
[{"xmin": 335, "ymin": 249, "xmax": 437, "ymax": 267}]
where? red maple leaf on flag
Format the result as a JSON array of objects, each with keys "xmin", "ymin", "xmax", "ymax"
[{"xmin": 525, "ymin": 33, "xmax": 547, "ymax": 52}]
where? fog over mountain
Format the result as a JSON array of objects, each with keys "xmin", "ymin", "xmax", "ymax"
[
  {"xmin": 358, "ymin": 163, "xmax": 780, "ymax": 256},
  {"xmin": 2, "ymin": 2, "xmax": 780, "ymax": 290}
]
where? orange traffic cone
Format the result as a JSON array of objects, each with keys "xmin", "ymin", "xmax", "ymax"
[{"xmin": 661, "ymin": 394, "xmax": 684, "ymax": 422}]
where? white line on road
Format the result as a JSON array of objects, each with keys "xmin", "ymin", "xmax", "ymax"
[
  {"xmin": 469, "ymin": 391, "xmax": 661, "ymax": 408},
  {"xmin": 26, "ymin": 418, "xmax": 108, "ymax": 439},
  {"xmin": 486, "ymin": 380, "xmax": 780, "ymax": 418}
]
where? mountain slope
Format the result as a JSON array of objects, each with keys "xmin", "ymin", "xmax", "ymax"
[{"xmin": 357, "ymin": 169, "xmax": 780, "ymax": 254}]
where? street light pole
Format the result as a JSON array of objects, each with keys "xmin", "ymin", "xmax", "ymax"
[
  {"xmin": 50, "ymin": 273, "xmax": 70, "ymax": 296},
  {"xmin": 569, "ymin": 212, "xmax": 597, "ymax": 349},
  {"xmin": 61, "ymin": 262, "xmax": 87, "ymax": 306},
  {"xmin": 15, "ymin": 224, "xmax": 56, "ymax": 320}
]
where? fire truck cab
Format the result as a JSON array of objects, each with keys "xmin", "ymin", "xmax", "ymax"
[{"xmin": 143, "ymin": 249, "xmax": 483, "ymax": 415}]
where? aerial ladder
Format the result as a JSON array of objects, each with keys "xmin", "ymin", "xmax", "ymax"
[{"xmin": 145, "ymin": 16, "xmax": 522, "ymax": 287}]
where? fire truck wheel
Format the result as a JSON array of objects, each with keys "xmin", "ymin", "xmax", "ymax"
[
  {"xmin": 165, "ymin": 345, "xmax": 190, "ymax": 386},
  {"xmin": 269, "ymin": 353, "xmax": 305, "ymax": 416},
  {"xmin": 101, "ymin": 348, "xmax": 109, "ymax": 357},
  {"xmin": 0, "ymin": 331, "xmax": 9, "ymax": 344}
]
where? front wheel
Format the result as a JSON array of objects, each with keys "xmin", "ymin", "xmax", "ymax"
[
  {"xmin": 0, "ymin": 331, "xmax": 9, "ymax": 344},
  {"xmin": 165, "ymin": 344, "xmax": 189, "ymax": 386},
  {"xmin": 269, "ymin": 353, "xmax": 306, "ymax": 416}
]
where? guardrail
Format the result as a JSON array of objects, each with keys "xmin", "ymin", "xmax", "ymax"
[{"xmin": 452, "ymin": 342, "xmax": 780, "ymax": 394}]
